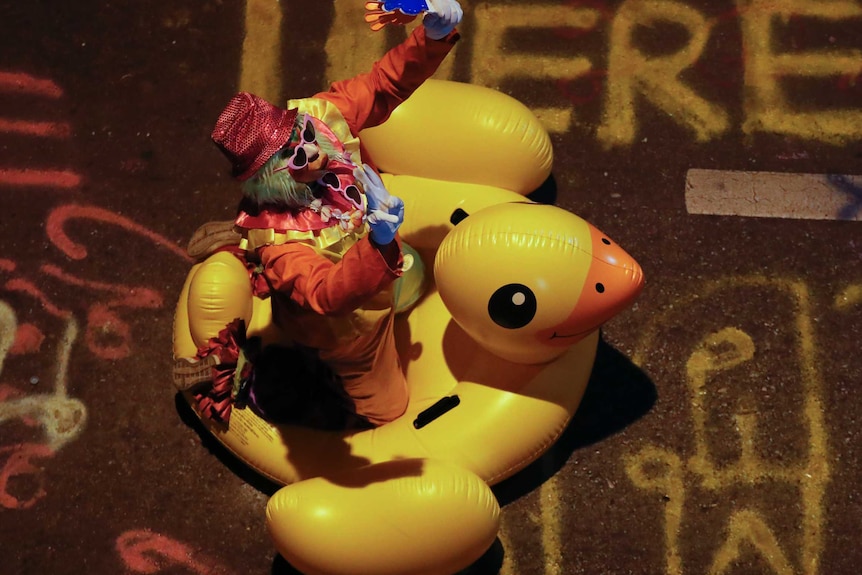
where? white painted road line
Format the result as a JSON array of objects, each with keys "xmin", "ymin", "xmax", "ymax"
[{"xmin": 685, "ymin": 169, "xmax": 862, "ymax": 221}]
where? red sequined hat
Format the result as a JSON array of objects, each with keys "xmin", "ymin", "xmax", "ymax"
[{"xmin": 211, "ymin": 92, "xmax": 299, "ymax": 181}]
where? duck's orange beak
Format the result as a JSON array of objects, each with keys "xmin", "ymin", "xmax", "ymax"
[{"xmin": 537, "ymin": 223, "xmax": 644, "ymax": 345}]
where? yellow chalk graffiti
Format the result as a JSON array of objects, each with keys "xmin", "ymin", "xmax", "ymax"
[
  {"xmin": 497, "ymin": 475, "xmax": 566, "ymax": 575},
  {"xmin": 0, "ymin": 300, "xmax": 14, "ymax": 374},
  {"xmin": 834, "ymin": 283, "xmax": 862, "ymax": 310},
  {"xmin": 242, "ymin": 0, "xmax": 862, "ymax": 146},
  {"xmin": 0, "ymin": 301, "xmax": 87, "ymax": 452},
  {"xmin": 539, "ymin": 477, "xmax": 564, "ymax": 575},
  {"xmin": 686, "ymin": 327, "xmax": 757, "ymax": 487},
  {"xmin": 710, "ymin": 510, "xmax": 795, "ymax": 575},
  {"xmin": 471, "ymin": 3, "xmax": 600, "ymax": 134},
  {"xmin": 0, "ymin": 300, "xmax": 87, "ymax": 509},
  {"xmin": 324, "ymin": 1, "xmax": 387, "ymax": 87},
  {"xmin": 626, "ymin": 278, "xmax": 829, "ymax": 575},
  {"xmin": 598, "ymin": 0, "xmax": 729, "ymax": 147},
  {"xmin": 239, "ymin": 0, "xmax": 284, "ymax": 102},
  {"xmin": 471, "ymin": 4, "xmax": 598, "ymax": 85},
  {"xmin": 625, "ymin": 446, "xmax": 686, "ymax": 575},
  {"xmin": 738, "ymin": 0, "xmax": 862, "ymax": 144},
  {"xmin": 472, "ymin": 0, "xmax": 861, "ymax": 144}
]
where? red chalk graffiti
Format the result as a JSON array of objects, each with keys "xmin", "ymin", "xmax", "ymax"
[
  {"xmin": 0, "ymin": 118, "xmax": 71, "ymax": 138},
  {"xmin": 41, "ymin": 264, "xmax": 164, "ymax": 360},
  {"xmin": 40, "ymin": 263, "xmax": 164, "ymax": 307},
  {"xmin": 0, "ymin": 70, "xmax": 64, "ymax": 98},
  {"xmin": 116, "ymin": 529, "xmax": 234, "ymax": 575},
  {"xmin": 0, "ymin": 168, "xmax": 81, "ymax": 188},
  {"xmin": 46, "ymin": 203, "xmax": 191, "ymax": 262},
  {"xmin": 4, "ymin": 277, "xmax": 72, "ymax": 319},
  {"xmin": 10, "ymin": 323, "xmax": 45, "ymax": 355},
  {"xmin": 85, "ymin": 304, "xmax": 133, "ymax": 360},
  {"xmin": 0, "ymin": 70, "xmax": 196, "ymax": 512},
  {"xmin": 4, "ymin": 203, "xmax": 189, "ymax": 363},
  {"xmin": 0, "ymin": 69, "xmax": 82, "ymax": 191},
  {"xmin": 0, "ymin": 199, "xmax": 194, "ymax": 506},
  {"xmin": 0, "ymin": 443, "xmax": 53, "ymax": 509}
]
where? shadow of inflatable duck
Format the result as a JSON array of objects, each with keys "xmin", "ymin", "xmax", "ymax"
[{"xmin": 172, "ymin": 79, "xmax": 644, "ymax": 575}]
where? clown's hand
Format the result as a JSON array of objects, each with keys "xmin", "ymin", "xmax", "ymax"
[
  {"xmin": 423, "ymin": 0, "xmax": 462, "ymax": 40},
  {"xmin": 354, "ymin": 164, "xmax": 404, "ymax": 245}
]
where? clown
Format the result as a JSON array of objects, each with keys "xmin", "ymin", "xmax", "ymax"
[{"xmin": 187, "ymin": 0, "xmax": 464, "ymax": 428}]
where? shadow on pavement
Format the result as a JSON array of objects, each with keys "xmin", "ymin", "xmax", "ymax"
[
  {"xmin": 175, "ymin": 394, "xmax": 283, "ymax": 497},
  {"xmin": 526, "ymin": 173, "xmax": 558, "ymax": 205},
  {"xmin": 492, "ymin": 334, "xmax": 658, "ymax": 508}
]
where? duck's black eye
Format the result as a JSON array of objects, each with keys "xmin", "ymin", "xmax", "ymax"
[
  {"xmin": 601, "ymin": 237, "xmax": 611, "ymax": 245},
  {"xmin": 488, "ymin": 284, "xmax": 537, "ymax": 329},
  {"xmin": 595, "ymin": 283, "xmax": 605, "ymax": 293}
]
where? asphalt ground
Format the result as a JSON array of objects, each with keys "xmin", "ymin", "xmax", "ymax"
[{"xmin": 1, "ymin": 1, "xmax": 862, "ymax": 574}]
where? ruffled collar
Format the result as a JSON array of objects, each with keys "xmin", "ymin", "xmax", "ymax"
[
  {"xmin": 237, "ymin": 112, "xmax": 367, "ymax": 229},
  {"xmin": 235, "ymin": 182, "xmax": 364, "ymax": 235}
]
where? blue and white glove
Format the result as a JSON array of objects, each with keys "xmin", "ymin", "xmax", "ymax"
[
  {"xmin": 354, "ymin": 164, "xmax": 404, "ymax": 245},
  {"xmin": 423, "ymin": 0, "xmax": 463, "ymax": 40}
]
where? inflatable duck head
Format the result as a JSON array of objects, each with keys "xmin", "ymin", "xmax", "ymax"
[{"xmin": 434, "ymin": 202, "xmax": 644, "ymax": 364}]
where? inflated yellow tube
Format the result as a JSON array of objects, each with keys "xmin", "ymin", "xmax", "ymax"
[
  {"xmin": 172, "ymin": 181, "xmax": 601, "ymax": 486},
  {"xmin": 359, "ymin": 79, "xmax": 553, "ymax": 194},
  {"xmin": 186, "ymin": 251, "xmax": 253, "ymax": 349},
  {"xmin": 173, "ymin": 80, "xmax": 642, "ymax": 575},
  {"xmin": 266, "ymin": 459, "xmax": 500, "ymax": 575}
]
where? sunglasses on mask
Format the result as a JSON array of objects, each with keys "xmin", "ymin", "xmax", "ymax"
[
  {"xmin": 319, "ymin": 171, "xmax": 363, "ymax": 210},
  {"xmin": 281, "ymin": 116, "xmax": 318, "ymax": 171}
]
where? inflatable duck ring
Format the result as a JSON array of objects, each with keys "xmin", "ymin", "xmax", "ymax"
[{"xmin": 173, "ymin": 79, "xmax": 644, "ymax": 575}]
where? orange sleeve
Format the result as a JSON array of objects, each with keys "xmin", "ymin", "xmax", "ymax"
[
  {"xmin": 259, "ymin": 236, "xmax": 402, "ymax": 315},
  {"xmin": 314, "ymin": 27, "xmax": 459, "ymax": 135}
]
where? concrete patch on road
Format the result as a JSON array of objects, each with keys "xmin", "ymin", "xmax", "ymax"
[{"xmin": 686, "ymin": 169, "xmax": 862, "ymax": 221}]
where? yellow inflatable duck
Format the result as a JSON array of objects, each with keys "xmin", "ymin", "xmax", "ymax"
[{"xmin": 173, "ymin": 79, "xmax": 643, "ymax": 575}]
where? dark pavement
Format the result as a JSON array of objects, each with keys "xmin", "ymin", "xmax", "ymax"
[{"xmin": 2, "ymin": 1, "xmax": 861, "ymax": 574}]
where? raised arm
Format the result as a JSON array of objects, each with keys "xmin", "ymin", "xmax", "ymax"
[{"xmin": 314, "ymin": 0, "xmax": 462, "ymax": 134}]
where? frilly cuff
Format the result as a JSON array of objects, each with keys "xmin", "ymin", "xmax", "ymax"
[{"xmin": 192, "ymin": 318, "xmax": 249, "ymax": 424}]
